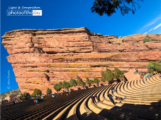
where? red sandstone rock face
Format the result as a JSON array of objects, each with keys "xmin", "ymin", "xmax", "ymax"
[{"xmin": 2, "ymin": 27, "xmax": 161, "ymax": 94}]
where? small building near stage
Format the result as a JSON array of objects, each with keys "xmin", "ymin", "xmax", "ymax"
[{"xmin": 124, "ymin": 68, "xmax": 141, "ymax": 81}]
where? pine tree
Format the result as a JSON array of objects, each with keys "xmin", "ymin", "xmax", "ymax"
[
  {"xmin": 81, "ymin": 82, "xmax": 86, "ymax": 87},
  {"xmin": 63, "ymin": 81, "xmax": 70, "ymax": 90},
  {"xmin": 46, "ymin": 88, "xmax": 52, "ymax": 94},
  {"xmin": 69, "ymin": 78, "xmax": 77, "ymax": 87},
  {"xmin": 114, "ymin": 67, "xmax": 124, "ymax": 79},
  {"xmin": 86, "ymin": 77, "xmax": 90, "ymax": 86},
  {"xmin": 86, "ymin": 77, "xmax": 93, "ymax": 87},
  {"xmin": 77, "ymin": 76, "xmax": 83, "ymax": 86}
]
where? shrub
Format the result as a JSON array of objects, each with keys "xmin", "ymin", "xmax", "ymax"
[
  {"xmin": 31, "ymin": 89, "xmax": 42, "ymax": 97},
  {"xmin": 143, "ymin": 37, "xmax": 150, "ymax": 43},
  {"xmin": 69, "ymin": 78, "xmax": 77, "ymax": 87},
  {"xmin": 46, "ymin": 88, "xmax": 52, "ymax": 94}
]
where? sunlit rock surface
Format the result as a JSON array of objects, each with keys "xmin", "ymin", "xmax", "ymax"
[{"xmin": 2, "ymin": 27, "xmax": 161, "ymax": 94}]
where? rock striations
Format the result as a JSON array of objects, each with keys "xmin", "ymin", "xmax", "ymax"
[{"xmin": 2, "ymin": 27, "xmax": 161, "ymax": 94}]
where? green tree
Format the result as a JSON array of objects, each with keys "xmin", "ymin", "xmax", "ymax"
[
  {"xmin": 58, "ymin": 82, "xmax": 63, "ymax": 88},
  {"xmin": 101, "ymin": 68, "xmax": 114, "ymax": 82},
  {"xmin": 94, "ymin": 77, "xmax": 99, "ymax": 84},
  {"xmin": 69, "ymin": 78, "xmax": 77, "ymax": 87},
  {"xmin": 101, "ymin": 71, "xmax": 106, "ymax": 82},
  {"xmin": 54, "ymin": 84, "xmax": 62, "ymax": 91},
  {"xmin": 157, "ymin": 59, "xmax": 161, "ymax": 64},
  {"xmin": 113, "ymin": 73, "xmax": 117, "ymax": 79},
  {"xmin": 147, "ymin": 61, "xmax": 156, "ymax": 73},
  {"xmin": 114, "ymin": 67, "xmax": 121, "ymax": 79},
  {"xmin": 77, "ymin": 76, "xmax": 83, "ymax": 86},
  {"xmin": 119, "ymin": 71, "xmax": 125, "ymax": 78},
  {"xmin": 106, "ymin": 68, "xmax": 112, "ymax": 73},
  {"xmin": 32, "ymin": 89, "xmax": 42, "ymax": 97},
  {"xmin": 155, "ymin": 64, "xmax": 161, "ymax": 72},
  {"xmin": 106, "ymin": 68, "xmax": 114, "ymax": 81},
  {"xmin": 63, "ymin": 81, "xmax": 70, "ymax": 90},
  {"xmin": 91, "ymin": 0, "xmax": 143, "ymax": 16},
  {"xmin": 19, "ymin": 94, "xmax": 23, "ymax": 100},
  {"xmin": 94, "ymin": 77, "xmax": 100, "ymax": 86},
  {"xmin": 155, "ymin": 61, "xmax": 161, "ymax": 72},
  {"xmin": 86, "ymin": 77, "xmax": 93, "ymax": 87},
  {"xmin": 19, "ymin": 92, "xmax": 30, "ymax": 100},
  {"xmin": 46, "ymin": 88, "xmax": 52, "ymax": 94},
  {"xmin": 143, "ymin": 37, "xmax": 150, "ymax": 43},
  {"xmin": 81, "ymin": 82, "xmax": 86, "ymax": 87},
  {"xmin": 147, "ymin": 61, "xmax": 161, "ymax": 73},
  {"xmin": 114, "ymin": 67, "xmax": 124, "ymax": 79},
  {"xmin": 86, "ymin": 77, "xmax": 90, "ymax": 86}
]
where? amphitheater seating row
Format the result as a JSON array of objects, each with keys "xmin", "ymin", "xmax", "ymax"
[{"xmin": 1, "ymin": 74, "xmax": 161, "ymax": 120}]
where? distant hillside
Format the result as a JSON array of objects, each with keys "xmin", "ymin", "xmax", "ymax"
[{"xmin": 0, "ymin": 88, "xmax": 21, "ymax": 100}]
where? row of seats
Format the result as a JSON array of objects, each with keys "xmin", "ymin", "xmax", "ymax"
[
  {"xmin": 1, "ymin": 87, "xmax": 103, "ymax": 120},
  {"xmin": 55, "ymin": 74, "xmax": 161, "ymax": 120},
  {"xmin": 1, "ymin": 75, "xmax": 161, "ymax": 120}
]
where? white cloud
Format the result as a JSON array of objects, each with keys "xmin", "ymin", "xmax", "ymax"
[
  {"xmin": 138, "ymin": 15, "xmax": 161, "ymax": 33},
  {"xmin": 143, "ymin": 32, "xmax": 148, "ymax": 34},
  {"xmin": 153, "ymin": 23, "xmax": 161, "ymax": 30},
  {"xmin": 142, "ymin": 15, "xmax": 161, "ymax": 29},
  {"xmin": 149, "ymin": 28, "xmax": 153, "ymax": 32},
  {"xmin": 143, "ymin": 23, "xmax": 161, "ymax": 34}
]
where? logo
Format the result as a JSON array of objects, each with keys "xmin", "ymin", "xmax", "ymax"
[
  {"xmin": 32, "ymin": 10, "xmax": 42, "ymax": 16},
  {"xmin": 7, "ymin": 6, "xmax": 42, "ymax": 16}
]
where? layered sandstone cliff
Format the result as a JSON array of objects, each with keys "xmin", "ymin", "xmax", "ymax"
[{"xmin": 2, "ymin": 27, "xmax": 161, "ymax": 94}]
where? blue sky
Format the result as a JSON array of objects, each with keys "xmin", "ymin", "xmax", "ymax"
[{"xmin": 1, "ymin": 0, "xmax": 161, "ymax": 94}]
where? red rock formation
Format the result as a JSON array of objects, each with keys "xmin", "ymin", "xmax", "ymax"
[{"xmin": 2, "ymin": 27, "xmax": 161, "ymax": 94}]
